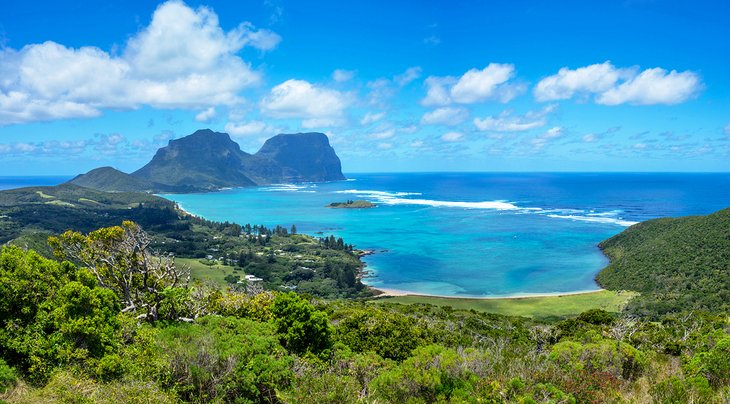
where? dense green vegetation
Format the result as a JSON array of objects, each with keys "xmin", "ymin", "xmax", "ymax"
[
  {"xmin": 1, "ymin": 241, "xmax": 729, "ymax": 402},
  {"xmin": 0, "ymin": 184, "xmax": 370, "ymax": 300},
  {"xmin": 597, "ymin": 207, "xmax": 730, "ymax": 317}
]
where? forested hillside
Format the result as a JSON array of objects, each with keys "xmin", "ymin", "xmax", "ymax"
[{"xmin": 597, "ymin": 207, "xmax": 730, "ymax": 317}]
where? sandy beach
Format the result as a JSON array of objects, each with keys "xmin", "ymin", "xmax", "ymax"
[{"xmin": 371, "ymin": 286, "xmax": 609, "ymax": 300}]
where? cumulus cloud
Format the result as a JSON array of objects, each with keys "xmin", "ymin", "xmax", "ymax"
[
  {"xmin": 474, "ymin": 104, "xmax": 556, "ymax": 132},
  {"xmin": 531, "ymin": 126, "xmax": 563, "ymax": 150},
  {"xmin": 224, "ymin": 120, "xmax": 277, "ymax": 137},
  {"xmin": 441, "ymin": 132, "xmax": 464, "ymax": 142},
  {"xmin": 195, "ymin": 107, "xmax": 217, "ymax": 122},
  {"xmin": 0, "ymin": 131, "xmax": 170, "ymax": 158},
  {"xmin": 367, "ymin": 66, "xmax": 422, "ymax": 105},
  {"xmin": 0, "ymin": 1, "xmax": 278, "ymax": 125},
  {"xmin": 332, "ymin": 69, "xmax": 355, "ymax": 82},
  {"xmin": 421, "ymin": 107, "xmax": 469, "ymax": 126},
  {"xmin": 260, "ymin": 79, "xmax": 351, "ymax": 127},
  {"xmin": 597, "ymin": 68, "xmax": 702, "ymax": 105},
  {"xmin": 368, "ymin": 129, "xmax": 396, "ymax": 139},
  {"xmin": 360, "ymin": 111, "xmax": 385, "ymax": 125},
  {"xmin": 534, "ymin": 61, "xmax": 701, "ymax": 105},
  {"xmin": 421, "ymin": 63, "xmax": 524, "ymax": 106},
  {"xmin": 394, "ymin": 67, "xmax": 422, "ymax": 86}
]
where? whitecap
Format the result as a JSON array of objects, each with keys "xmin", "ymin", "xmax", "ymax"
[
  {"xmin": 333, "ymin": 188, "xmax": 637, "ymax": 226},
  {"xmin": 546, "ymin": 214, "xmax": 638, "ymax": 227}
]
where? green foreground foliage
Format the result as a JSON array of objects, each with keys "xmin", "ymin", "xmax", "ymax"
[{"xmin": 2, "ymin": 229, "xmax": 730, "ymax": 403}]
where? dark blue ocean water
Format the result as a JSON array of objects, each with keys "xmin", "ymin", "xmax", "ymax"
[
  {"xmin": 162, "ymin": 173, "xmax": 730, "ymax": 297},
  {"xmin": 0, "ymin": 176, "xmax": 71, "ymax": 190}
]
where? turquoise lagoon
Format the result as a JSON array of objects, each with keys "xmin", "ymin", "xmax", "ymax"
[{"xmin": 161, "ymin": 172, "xmax": 730, "ymax": 297}]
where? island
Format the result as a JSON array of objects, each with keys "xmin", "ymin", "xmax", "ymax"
[{"xmin": 327, "ymin": 199, "xmax": 376, "ymax": 209}]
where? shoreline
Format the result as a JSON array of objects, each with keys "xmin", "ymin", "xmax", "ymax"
[{"xmin": 370, "ymin": 286, "xmax": 608, "ymax": 300}]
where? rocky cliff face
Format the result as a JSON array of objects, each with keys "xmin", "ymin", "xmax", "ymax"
[
  {"xmin": 132, "ymin": 129, "xmax": 258, "ymax": 191},
  {"xmin": 254, "ymin": 132, "xmax": 346, "ymax": 183},
  {"xmin": 68, "ymin": 129, "xmax": 346, "ymax": 193}
]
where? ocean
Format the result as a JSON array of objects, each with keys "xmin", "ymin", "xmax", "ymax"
[
  {"xmin": 161, "ymin": 173, "xmax": 730, "ymax": 297},
  {"xmin": 0, "ymin": 176, "xmax": 72, "ymax": 190},
  {"xmin": 3, "ymin": 173, "xmax": 728, "ymax": 297}
]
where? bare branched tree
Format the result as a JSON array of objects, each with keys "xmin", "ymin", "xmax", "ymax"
[{"xmin": 50, "ymin": 221, "xmax": 191, "ymax": 321}]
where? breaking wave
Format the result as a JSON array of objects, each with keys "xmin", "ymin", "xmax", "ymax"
[{"xmin": 334, "ymin": 189, "xmax": 637, "ymax": 226}]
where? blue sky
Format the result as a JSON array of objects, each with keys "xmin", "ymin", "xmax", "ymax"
[{"xmin": 1, "ymin": 0, "xmax": 728, "ymax": 175}]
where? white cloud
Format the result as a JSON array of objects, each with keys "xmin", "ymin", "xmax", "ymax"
[
  {"xmin": 423, "ymin": 35, "xmax": 441, "ymax": 46},
  {"xmin": 369, "ymin": 129, "xmax": 396, "ymax": 139},
  {"xmin": 225, "ymin": 120, "xmax": 277, "ymax": 137},
  {"xmin": 441, "ymin": 132, "xmax": 464, "ymax": 142},
  {"xmin": 534, "ymin": 62, "xmax": 629, "ymax": 102},
  {"xmin": 531, "ymin": 126, "xmax": 562, "ymax": 149},
  {"xmin": 377, "ymin": 142, "xmax": 393, "ymax": 150},
  {"xmin": 360, "ymin": 111, "xmax": 385, "ymax": 125},
  {"xmin": 0, "ymin": 1, "xmax": 276, "ymax": 125},
  {"xmin": 422, "ymin": 63, "xmax": 523, "ymax": 106},
  {"xmin": 421, "ymin": 107, "xmax": 469, "ymax": 126},
  {"xmin": 195, "ymin": 107, "xmax": 217, "ymax": 122},
  {"xmin": 421, "ymin": 76, "xmax": 456, "ymax": 106},
  {"xmin": 367, "ymin": 67, "xmax": 423, "ymax": 105},
  {"xmin": 236, "ymin": 22, "xmax": 281, "ymax": 51},
  {"xmin": 725, "ymin": 124, "xmax": 730, "ymax": 136},
  {"xmin": 410, "ymin": 140, "xmax": 425, "ymax": 148},
  {"xmin": 582, "ymin": 134, "xmax": 597, "ymax": 142},
  {"xmin": 597, "ymin": 68, "xmax": 702, "ymax": 105},
  {"xmin": 332, "ymin": 69, "xmax": 355, "ymax": 82},
  {"xmin": 261, "ymin": 79, "xmax": 350, "ymax": 124},
  {"xmin": 535, "ymin": 61, "xmax": 701, "ymax": 105},
  {"xmin": 394, "ymin": 67, "xmax": 422, "ymax": 86},
  {"xmin": 474, "ymin": 104, "xmax": 556, "ymax": 132},
  {"xmin": 302, "ymin": 118, "xmax": 343, "ymax": 129}
]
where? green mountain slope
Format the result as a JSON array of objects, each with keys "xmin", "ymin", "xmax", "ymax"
[
  {"xmin": 67, "ymin": 167, "xmax": 154, "ymax": 192},
  {"xmin": 596, "ymin": 207, "xmax": 730, "ymax": 316}
]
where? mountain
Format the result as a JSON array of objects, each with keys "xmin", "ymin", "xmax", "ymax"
[
  {"xmin": 67, "ymin": 129, "xmax": 346, "ymax": 193},
  {"xmin": 254, "ymin": 132, "xmax": 346, "ymax": 183},
  {"xmin": 68, "ymin": 167, "xmax": 154, "ymax": 193},
  {"xmin": 132, "ymin": 129, "xmax": 260, "ymax": 191}
]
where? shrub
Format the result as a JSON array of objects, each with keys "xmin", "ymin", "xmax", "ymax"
[
  {"xmin": 369, "ymin": 345, "xmax": 478, "ymax": 403},
  {"xmin": 334, "ymin": 308, "xmax": 428, "ymax": 361},
  {"xmin": 576, "ymin": 309, "xmax": 615, "ymax": 325},
  {"xmin": 686, "ymin": 335, "xmax": 730, "ymax": 387},
  {"xmin": 271, "ymin": 292, "xmax": 331, "ymax": 355},
  {"xmin": 0, "ymin": 359, "xmax": 17, "ymax": 394}
]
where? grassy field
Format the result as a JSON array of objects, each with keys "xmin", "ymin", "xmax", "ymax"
[
  {"xmin": 372, "ymin": 290, "xmax": 637, "ymax": 319},
  {"xmin": 177, "ymin": 257, "xmax": 239, "ymax": 286}
]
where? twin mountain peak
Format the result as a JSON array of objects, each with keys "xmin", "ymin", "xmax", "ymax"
[{"xmin": 69, "ymin": 129, "xmax": 346, "ymax": 193}]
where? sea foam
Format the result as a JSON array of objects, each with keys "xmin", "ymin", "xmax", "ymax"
[{"xmin": 334, "ymin": 189, "xmax": 635, "ymax": 226}]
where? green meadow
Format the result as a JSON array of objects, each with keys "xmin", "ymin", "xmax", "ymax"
[{"xmin": 373, "ymin": 289, "xmax": 637, "ymax": 319}]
